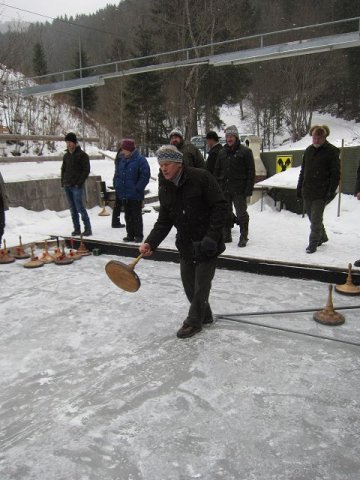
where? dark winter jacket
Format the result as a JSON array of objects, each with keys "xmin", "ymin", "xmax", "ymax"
[
  {"xmin": 297, "ymin": 140, "xmax": 340, "ymax": 201},
  {"xmin": 206, "ymin": 142, "xmax": 223, "ymax": 175},
  {"xmin": 214, "ymin": 141, "xmax": 255, "ymax": 196},
  {"xmin": 61, "ymin": 145, "xmax": 90, "ymax": 187},
  {"xmin": 0, "ymin": 171, "xmax": 9, "ymax": 211},
  {"xmin": 355, "ymin": 163, "xmax": 360, "ymax": 195},
  {"xmin": 113, "ymin": 149, "xmax": 150, "ymax": 201},
  {"xmin": 145, "ymin": 166, "xmax": 228, "ymax": 262},
  {"xmin": 175, "ymin": 140, "xmax": 205, "ymax": 169}
]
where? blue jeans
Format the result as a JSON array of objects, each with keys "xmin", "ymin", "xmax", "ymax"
[{"xmin": 64, "ymin": 185, "xmax": 91, "ymax": 231}]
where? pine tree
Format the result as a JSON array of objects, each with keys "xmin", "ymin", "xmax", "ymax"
[
  {"xmin": 32, "ymin": 42, "xmax": 47, "ymax": 79},
  {"xmin": 123, "ymin": 28, "xmax": 167, "ymax": 153},
  {"xmin": 70, "ymin": 45, "xmax": 97, "ymax": 112}
]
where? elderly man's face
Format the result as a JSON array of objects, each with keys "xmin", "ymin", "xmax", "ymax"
[
  {"xmin": 226, "ymin": 134, "xmax": 237, "ymax": 147},
  {"xmin": 170, "ymin": 135, "xmax": 182, "ymax": 146},
  {"xmin": 159, "ymin": 161, "xmax": 182, "ymax": 180},
  {"xmin": 312, "ymin": 133, "xmax": 326, "ymax": 148}
]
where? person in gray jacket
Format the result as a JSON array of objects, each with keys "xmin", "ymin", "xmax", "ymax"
[{"xmin": 0, "ymin": 171, "xmax": 9, "ymax": 246}]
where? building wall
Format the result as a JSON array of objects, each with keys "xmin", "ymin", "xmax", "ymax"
[{"xmin": 6, "ymin": 176, "xmax": 102, "ymax": 211}]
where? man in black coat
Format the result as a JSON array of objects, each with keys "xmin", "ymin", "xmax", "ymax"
[
  {"xmin": 297, "ymin": 125, "xmax": 340, "ymax": 254},
  {"xmin": 139, "ymin": 145, "xmax": 228, "ymax": 339},
  {"xmin": 205, "ymin": 131, "xmax": 223, "ymax": 175},
  {"xmin": 61, "ymin": 132, "xmax": 92, "ymax": 236},
  {"xmin": 0, "ymin": 171, "xmax": 9, "ymax": 246},
  {"xmin": 214, "ymin": 125, "xmax": 255, "ymax": 247}
]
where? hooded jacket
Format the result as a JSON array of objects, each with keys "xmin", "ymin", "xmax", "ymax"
[
  {"xmin": 145, "ymin": 166, "xmax": 227, "ymax": 262},
  {"xmin": 61, "ymin": 145, "xmax": 90, "ymax": 187},
  {"xmin": 175, "ymin": 140, "xmax": 205, "ymax": 169},
  {"xmin": 113, "ymin": 149, "xmax": 150, "ymax": 201}
]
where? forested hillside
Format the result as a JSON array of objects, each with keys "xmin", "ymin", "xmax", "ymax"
[{"xmin": 0, "ymin": 0, "xmax": 359, "ymax": 149}]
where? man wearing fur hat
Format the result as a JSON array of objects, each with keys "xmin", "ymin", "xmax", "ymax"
[
  {"xmin": 139, "ymin": 145, "xmax": 227, "ymax": 339},
  {"xmin": 61, "ymin": 132, "xmax": 92, "ymax": 236},
  {"xmin": 297, "ymin": 125, "xmax": 340, "ymax": 254},
  {"xmin": 169, "ymin": 127, "xmax": 205, "ymax": 168},
  {"xmin": 214, "ymin": 125, "xmax": 255, "ymax": 247}
]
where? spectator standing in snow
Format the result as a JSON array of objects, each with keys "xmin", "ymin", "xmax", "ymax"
[
  {"xmin": 61, "ymin": 132, "xmax": 92, "ymax": 236},
  {"xmin": 205, "ymin": 131, "xmax": 223, "ymax": 175},
  {"xmin": 113, "ymin": 139, "xmax": 150, "ymax": 243},
  {"xmin": 139, "ymin": 145, "xmax": 228, "ymax": 339},
  {"xmin": 353, "ymin": 162, "xmax": 360, "ymax": 266},
  {"xmin": 0, "ymin": 170, "xmax": 9, "ymax": 246},
  {"xmin": 111, "ymin": 147, "xmax": 125, "ymax": 229},
  {"xmin": 169, "ymin": 127, "xmax": 205, "ymax": 168},
  {"xmin": 214, "ymin": 125, "xmax": 255, "ymax": 247},
  {"xmin": 297, "ymin": 125, "xmax": 340, "ymax": 254}
]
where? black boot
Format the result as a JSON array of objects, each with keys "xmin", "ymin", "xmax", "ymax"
[{"xmin": 238, "ymin": 217, "xmax": 249, "ymax": 248}]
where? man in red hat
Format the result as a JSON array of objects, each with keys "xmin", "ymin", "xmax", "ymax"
[{"xmin": 113, "ymin": 139, "xmax": 150, "ymax": 243}]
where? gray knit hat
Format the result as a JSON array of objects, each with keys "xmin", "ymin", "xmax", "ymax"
[
  {"xmin": 169, "ymin": 127, "xmax": 184, "ymax": 139},
  {"xmin": 156, "ymin": 145, "xmax": 183, "ymax": 163},
  {"xmin": 225, "ymin": 125, "xmax": 239, "ymax": 138}
]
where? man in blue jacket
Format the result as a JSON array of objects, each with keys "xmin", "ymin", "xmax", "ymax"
[{"xmin": 113, "ymin": 139, "xmax": 150, "ymax": 243}]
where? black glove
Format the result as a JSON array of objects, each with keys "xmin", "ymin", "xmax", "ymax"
[{"xmin": 201, "ymin": 236, "xmax": 218, "ymax": 257}]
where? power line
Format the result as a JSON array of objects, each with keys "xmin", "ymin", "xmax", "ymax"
[{"xmin": 0, "ymin": 2, "xmax": 117, "ymax": 36}]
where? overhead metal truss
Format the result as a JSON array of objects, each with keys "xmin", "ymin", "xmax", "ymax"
[{"xmin": 18, "ymin": 17, "xmax": 360, "ymax": 98}]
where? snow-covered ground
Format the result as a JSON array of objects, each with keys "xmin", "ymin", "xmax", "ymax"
[
  {"xmin": 1, "ymin": 110, "xmax": 360, "ymax": 480},
  {"xmin": 1, "ymin": 222, "xmax": 360, "ymax": 479}
]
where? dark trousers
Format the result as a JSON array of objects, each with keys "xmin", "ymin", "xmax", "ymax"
[
  {"xmin": 0, "ymin": 194, "xmax": 4, "ymax": 245},
  {"xmin": 112, "ymin": 197, "xmax": 124, "ymax": 226},
  {"xmin": 303, "ymin": 198, "xmax": 327, "ymax": 247},
  {"xmin": 224, "ymin": 192, "xmax": 249, "ymax": 234},
  {"xmin": 64, "ymin": 185, "xmax": 91, "ymax": 231},
  {"xmin": 124, "ymin": 200, "xmax": 143, "ymax": 239},
  {"xmin": 180, "ymin": 257, "xmax": 217, "ymax": 328}
]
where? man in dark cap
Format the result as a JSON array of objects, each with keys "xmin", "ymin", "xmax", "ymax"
[
  {"xmin": 61, "ymin": 132, "xmax": 92, "ymax": 236},
  {"xmin": 205, "ymin": 131, "xmax": 222, "ymax": 175},
  {"xmin": 214, "ymin": 125, "xmax": 255, "ymax": 246},
  {"xmin": 139, "ymin": 145, "xmax": 227, "ymax": 339},
  {"xmin": 169, "ymin": 127, "xmax": 205, "ymax": 168},
  {"xmin": 297, "ymin": 125, "xmax": 340, "ymax": 254}
]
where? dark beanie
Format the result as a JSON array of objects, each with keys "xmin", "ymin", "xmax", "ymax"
[
  {"xmin": 206, "ymin": 131, "xmax": 219, "ymax": 141},
  {"xmin": 121, "ymin": 138, "xmax": 136, "ymax": 152},
  {"xmin": 65, "ymin": 132, "xmax": 77, "ymax": 143}
]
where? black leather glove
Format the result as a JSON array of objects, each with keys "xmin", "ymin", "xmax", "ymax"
[{"xmin": 201, "ymin": 236, "xmax": 218, "ymax": 257}]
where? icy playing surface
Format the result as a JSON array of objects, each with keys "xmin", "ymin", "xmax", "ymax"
[{"xmin": 1, "ymin": 253, "xmax": 360, "ymax": 480}]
